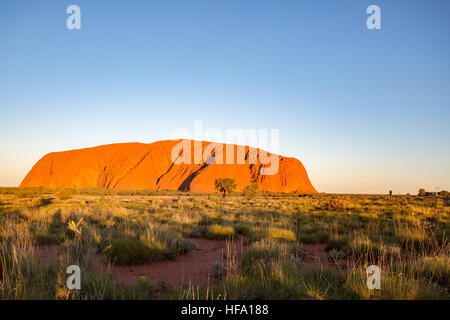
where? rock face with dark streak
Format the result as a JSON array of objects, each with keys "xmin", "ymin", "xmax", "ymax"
[{"xmin": 20, "ymin": 140, "xmax": 317, "ymax": 193}]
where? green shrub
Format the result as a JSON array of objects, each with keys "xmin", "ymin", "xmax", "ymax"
[{"xmin": 299, "ymin": 230, "xmax": 329, "ymax": 244}]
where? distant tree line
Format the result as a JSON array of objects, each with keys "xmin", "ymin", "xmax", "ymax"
[
  {"xmin": 418, "ymin": 188, "xmax": 449, "ymax": 197},
  {"xmin": 214, "ymin": 178, "xmax": 260, "ymax": 196}
]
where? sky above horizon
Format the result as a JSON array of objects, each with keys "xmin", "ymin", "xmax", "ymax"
[{"xmin": 1, "ymin": 0, "xmax": 449, "ymax": 194}]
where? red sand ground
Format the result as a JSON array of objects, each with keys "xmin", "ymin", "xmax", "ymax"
[
  {"xmin": 34, "ymin": 240, "xmax": 338, "ymax": 289},
  {"xmin": 302, "ymin": 244, "xmax": 332, "ymax": 270},
  {"xmin": 20, "ymin": 140, "xmax": 317, "ymax": 193}
]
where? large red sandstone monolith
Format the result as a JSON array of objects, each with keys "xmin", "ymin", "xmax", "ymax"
[{"xmin": 20, "ymin": 140, "xmax": 317, "ymax": 193}]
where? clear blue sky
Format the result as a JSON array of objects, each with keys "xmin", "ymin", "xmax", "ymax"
[{"xmin": 1, "ymin": 0, "xmax": 449, "ymax": 193}]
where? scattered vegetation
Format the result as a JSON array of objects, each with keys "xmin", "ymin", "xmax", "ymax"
[{"xmin": 0, "ymin": 187, "xmax": 448, "ymax": 300}]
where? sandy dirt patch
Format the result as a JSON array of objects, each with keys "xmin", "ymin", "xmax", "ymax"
[
  {"xmin": 302, "ymin": 244, "xmax": 331, "ymax": 269},
  {"xmin": 97, "ymin": 237, "xmax": 245, "ymax": 288}
]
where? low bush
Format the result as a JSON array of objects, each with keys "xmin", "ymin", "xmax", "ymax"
[{"xmin": 326, "ymin": 249, "xmax": 346, "ymax": 263}]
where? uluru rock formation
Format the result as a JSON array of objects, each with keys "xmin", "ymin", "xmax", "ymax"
[{"xmin": 20, "ymin": 140, "xmax": 317, "ymax": 193}]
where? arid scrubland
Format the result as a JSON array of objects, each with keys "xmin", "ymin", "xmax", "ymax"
[{"xmin": 0, "ymin": 187, "xmax": 448, "ymax": 300}]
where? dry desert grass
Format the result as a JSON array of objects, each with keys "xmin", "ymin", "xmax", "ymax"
[{"xmin": 0, "ymin": 187, "xmax": 448, "ymax": 300}]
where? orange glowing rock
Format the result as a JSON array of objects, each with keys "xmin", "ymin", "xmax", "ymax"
[{"xmin": 20, "ymin": 140, "xmax": 317, "ymax": 193}]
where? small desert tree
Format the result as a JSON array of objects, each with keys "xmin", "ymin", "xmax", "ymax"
[
  {"xmin": 418, "ymin": 188, "xmax": 426, "ymax": 196},
  {"xmin": 243, "ymin": 183, "xmax": 259, "ymax": 196},
  {"xmin": 214, "ymin": 178, "xmax": 237, "ymax": 195}
]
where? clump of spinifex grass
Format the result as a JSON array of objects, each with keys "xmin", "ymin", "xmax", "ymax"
[
  {"xmin": 105, "ymin": 223, "xmax": 197, "ymax": 265},
  {"xmin": 411, "ymin": 255, "xmax": 450, "ymax": 290},
  {"xmin": 105, "ymin": 238, "xmax": 162, "ymax": 265},
  {"xmin": 206, "ymin": 225, "xmax": 235, "ymax": 240},
  {"xmin": 141, "ymin": 225, "xmax": 197, "ymax": 260},
  {"xmin": 266, "ymin": 227, "xmax": 296, "ymax": 242}
]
